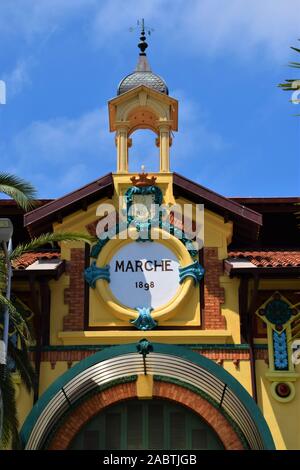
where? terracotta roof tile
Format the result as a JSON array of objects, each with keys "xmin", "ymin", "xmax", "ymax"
[
  {"xmin": 13, "ymin": 252, "xmax": 60, "ymax": 270},
  {"xmin": 227, "ymin": 250, "xmax": 300, "ymax": 268}
]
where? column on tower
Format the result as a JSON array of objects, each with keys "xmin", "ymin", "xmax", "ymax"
[
  {"xmin": 157, "ymin": 121, "xmax": 172, "ymax": 173},
  {"xmin": 115, "ymin": 123, "xmax": 130, "ymax": 173}
]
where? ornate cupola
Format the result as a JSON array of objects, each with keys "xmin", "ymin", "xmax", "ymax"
[
  {"xmin": 108, "ymin": 20, "xmax": 178, "ymax": 173},
  {"xmin": 117, "ymin": 25, "xmax": 169, "ymax": 96}
]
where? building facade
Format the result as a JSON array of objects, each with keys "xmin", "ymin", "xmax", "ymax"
[{"xmin": 4, "ymin": 33, "xmax": 300, "ymax": 450}]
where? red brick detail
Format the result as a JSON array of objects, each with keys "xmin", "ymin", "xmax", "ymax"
[
  {"xmin": 28, "ymin": 349, "xmax": 257, "ymax": 362},
  {"xmin": 153, "ymin": 382, "xmax": 244, "ymax": 450},
  {"xmin": 203, "ymin": 248, "xmax": 226, "ymax": 329},
  {"xmin": 28, "ymin": 350, "xmax": 95, "ymax": 362},
  {"xmin": 48, "ymin": 380, "xmax": 244, "ymax": 450},
  {"xmin": 193, "ymin": 349, "xmax": 250, "ymax": 360},
  {"xmin": 48, "ymin": 382, "xmax": 137, "ymax": 450},
  {"xmin": 63, "ymin": 248, "xmax": 85, "ymax": 331},
  {"xmin": 254, "ymin": 349, "xmax": 268, "ymax": 360}
]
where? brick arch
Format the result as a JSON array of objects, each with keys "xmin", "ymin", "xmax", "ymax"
[{"xmin": 48, "ymin": 379, "xmax": 244, "ymax": 450}]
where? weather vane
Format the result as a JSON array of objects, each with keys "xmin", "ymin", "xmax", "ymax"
[
  {"xmin": 129, "ymin": 18, "xmax": 154, "ymax": 36},
  {"xmin": 129, "ymin": 19, "xmax": 154, "ymax": 56}
]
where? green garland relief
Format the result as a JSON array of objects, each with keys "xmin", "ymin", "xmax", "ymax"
[{"xmin": 89, "ymin": 185, "xmax": 200, "ymax": 259}]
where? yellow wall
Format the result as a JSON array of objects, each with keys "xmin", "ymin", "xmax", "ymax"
[
  {"xmin": 13, "ymin": 171, "xmax": 300, "ymax": 450},
  {"xmin": 48, "ymin": 173, "xmax": 243, "ymax": 346},
  {"xmin": 257, "ymin": 360, "xmax": 300, "ymax": 450}
]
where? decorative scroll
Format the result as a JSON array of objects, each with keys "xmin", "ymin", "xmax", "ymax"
[
  {"xmin": 131, "ymin": 307, "xmax": 157, "ymax": 330},
  {"xmin": 84, "ymin": 262, "xmax": 110, "ymax": 288},
  {"xmin": 179, "ymin": 261, "xmax": 205, "ymax": 285}
]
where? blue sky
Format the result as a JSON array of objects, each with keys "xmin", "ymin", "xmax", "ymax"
[{"xmin": 0, "ymin": 0, "xmax": 299, "ymax": 199}]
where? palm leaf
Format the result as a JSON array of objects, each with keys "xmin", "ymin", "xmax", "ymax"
[
  {"xmin": 0, "ymin": 370, "xmax": 21, "ymax": 449},
  {"xmin": 0, "ymin": 173, "xmax": 37, "ymax": 211},
  {"xmin": 10, "ymin": 232, "xmax": 95, "ymax": 261},
  {"xmin": 291, "ymin": 46, "xmax": 300, "ymax": 54},
  {"xmin": 0, "ymin": 294, "xmax": 30, "ymax": 341},
  {"xmin": 7, "ymin": 338, "xmax": 36, "ymax": 393}
]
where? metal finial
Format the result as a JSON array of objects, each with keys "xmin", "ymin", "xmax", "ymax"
[{"xmin": 130, "ymin": 19, "xmax": 154, "ymax": 57}]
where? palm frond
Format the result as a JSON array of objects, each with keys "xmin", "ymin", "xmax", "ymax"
[
  {"xmin": 10, "ymin": 232, "xmax": 95, "ymax": 261},
  {"xmin": 291, "ymin": 46, "xmax": 300, "ymax": 54},
  {"xmin": 278, "ymin": 80, "xmax": 300, "ymax": 91},
  {"xmin": 8, "ymin": 338, "xmax": 36, "ymax": 393},
  {"xmin": 0, "ymin": 294, "xmax": 30, "ymax": 341},
  {"xmin": 0, "ymin": 370, "xmax": 21, "ymax": 449},
  {"xmin": 279, "ymin": 41, "xmax": 300, "ymax": 104},
  {"xmin": 0, "ymin": 173, "xmax": 37, "ymax": 211}
]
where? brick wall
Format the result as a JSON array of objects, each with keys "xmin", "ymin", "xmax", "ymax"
[
  {"xmin": 203, "ymin": 247, "xmax": 226, "ymax": 329},
  {"xmin": 153, "ymin": 381, "xmax": 244, "ymax": 450},
  {"xmin": 63, "ymin": 248, "xmax": 86, "ymax": 331},
  {"xmin": 29, "ymin": 348, "xmax": 255, "ymax": 364},
  {"xmin": 48, "ymin": 379, "xmax": 244, "ymax": 450},
  {"xmin": 48, "ymin": 382, "xmax": 136, "ymax": 450}
]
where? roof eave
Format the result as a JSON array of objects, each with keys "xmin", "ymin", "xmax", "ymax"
[
  {"xmin": 24, "ymin": 173, "xmax": 113, "ymax": 231},
  {"xmin": 173, "ymin": 172, "xmax": 263, "ymax": 226}
]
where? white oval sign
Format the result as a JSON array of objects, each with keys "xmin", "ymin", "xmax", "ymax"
[{"xmin": 109, "ymin": 241, "xmax": 180, "ymax": 309}]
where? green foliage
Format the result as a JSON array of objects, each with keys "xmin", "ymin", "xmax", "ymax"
[
  {"xmin": 0, "ymin": 294, "xmax": 30, "ymax": 341},
  {"xmin": 0, "ymin": 369, "xmax": 21, "ymax": 449},
  {"xmin": 0, "ymin": 229, "xmax": 94, "ymax": 448},
  {"xmin": 278, "ymin": 39, "xmax": 300, "ymax": 95},
  {"xmin": 0, "ymin": 173, "xmax": 37, "ymax": 211},
  {"xmin": 10, "ymin": 232, "xmax": 95, "ymax": 261},
  {"xmin": 0, "ymin": 170, "xmax": 96, "ymax": 448}
]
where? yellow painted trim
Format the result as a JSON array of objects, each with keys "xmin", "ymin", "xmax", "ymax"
[
  {"xmin": 254, "ymin": 338, "xmax": 268, "ymax": 345},
  {"xmin": 266, "ymin": 371, "xmax": 300, "ymax": 382},
  {"xmin": 96, "ymin": 227, "xmax": 194, "ymax": 322},
  {"xmin": 58, "ymin": 329, "xmax": 231, "ymax": 345},
  {"xmin": 137, "ymin": 374, "xmax": 153, "ymax": 399}
]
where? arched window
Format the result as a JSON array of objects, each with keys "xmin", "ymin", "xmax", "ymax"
[{"xmin": 69, "ymin": 399, "xmax": 224, "ymax": 450}]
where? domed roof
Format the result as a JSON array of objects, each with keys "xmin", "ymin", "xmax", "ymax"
[
  {"xmin": 117, "ymin": 27, "xmax": 168, "ymax": 96},
  {"xmin": 118, "ymin": 70, "xmax": 168, "ymax": 96}
]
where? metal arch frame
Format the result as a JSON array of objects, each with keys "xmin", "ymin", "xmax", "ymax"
[{"xmin": 20, "ymin": 343, "xmax": 275, "ymax": 450}]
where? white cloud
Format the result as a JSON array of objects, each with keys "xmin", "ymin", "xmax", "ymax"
[
  {"xmin": 0, "ymin": 0, "xmax": 299, "ymax": 61},
  {"xmin": 1, "ymin": 88, "xmax": 228, "ymax": 197},
  {"xmin": 0, "ymin": 0, "xmax": 95, "ymax": 41},
  {"xmin": 3, "ymin": 58, "xmax": 33, "ymax": 97},
  {"xmin": 170, "ymin": 89, "xmax": 228, "ymax": 166},
  {"xmin": 2, "ymin": 107, "xmax": 115, "ymax": 197},
  {"xmin": 89, "ymin": 0, "xmax": 300, "ymax": 61}
]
